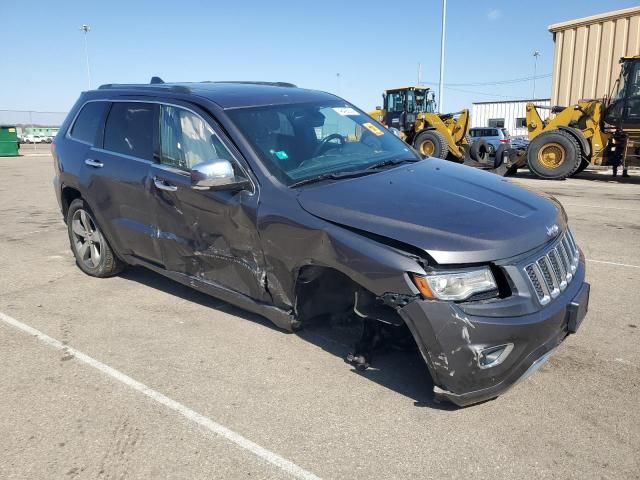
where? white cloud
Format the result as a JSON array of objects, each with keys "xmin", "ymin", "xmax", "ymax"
[{"xmin": 487, "ymin": 9, "xmax": 502, "ymax": 21}]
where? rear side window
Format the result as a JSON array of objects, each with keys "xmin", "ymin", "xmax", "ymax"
[
  {"xmin": 69, "ymin": 101, "xmax": 108, "ymax": 144},
  {"xmin": 103, "ymin": 102, "xmax": 155, "ymax": 160},
  {"xmin": 470, "ymin": 128, "xmax": 494, "ymax": 137}
]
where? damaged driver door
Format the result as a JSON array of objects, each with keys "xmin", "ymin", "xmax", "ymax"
[{"xmin": 149, "ymin": 103, "xmax": 269, "ymax": 302}]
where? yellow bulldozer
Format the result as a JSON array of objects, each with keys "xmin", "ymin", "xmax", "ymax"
[
  {"xmin": 521, "ymin": 55, "xmax": 640, "ymax": 179},
  {"xmin": 369, "ymin": 86, "xmax": 485, "ymax": 163}
]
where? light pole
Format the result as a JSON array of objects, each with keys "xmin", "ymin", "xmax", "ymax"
[
  {"xmin": 438, "ymin": 0, "xmax": 447, "ymax": 111},
  {"xmin": 80, "ymin": 24, "xmax": 92, "ymax": 89},
  {"xmin": 532, "ymin": 51, "xmax": 541, "ymax": 98},
  {"xmin": 336, "ymin": 73, "xmax": 341, "ymax": 95}
]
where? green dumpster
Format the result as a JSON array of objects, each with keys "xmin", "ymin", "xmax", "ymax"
[{"xmin": 0, "ymin": 125, "xmax": 20, "ymax": 156}]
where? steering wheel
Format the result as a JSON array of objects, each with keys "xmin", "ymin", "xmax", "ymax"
[{"xmin": 312, "ymin": 133, "xmax": 345, "ymax": 157}]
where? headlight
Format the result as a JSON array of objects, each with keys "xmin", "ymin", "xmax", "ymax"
[{"xmin": 412, "ymin": 267, "xmax": 497, "ymax": 301}]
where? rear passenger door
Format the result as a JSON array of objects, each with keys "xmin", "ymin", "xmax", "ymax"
[
  {"xmin": 85, "ymin": 101, "xmax": 163, "ymax": 265},
  {"xmin": 149, "ymin": 103, "xmax": 268, "ymax": 302}
]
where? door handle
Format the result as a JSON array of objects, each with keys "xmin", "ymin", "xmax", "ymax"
[
  {"xmin": 153, "ymin": 176, "xmax": 178, "ymax": 192},
  {"xmin": 85, "ymin": 158, "xmax": 103, "ymax": 168}
]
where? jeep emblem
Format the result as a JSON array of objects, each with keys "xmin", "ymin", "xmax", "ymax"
[{"xmin": 546, "ymin": 224, "xmax": 559, "ymax": 237}]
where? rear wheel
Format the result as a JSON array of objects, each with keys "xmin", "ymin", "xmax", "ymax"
[
  {"xmin": 527, "ymin": 130, "xmax": 581, "ymax": 179},
  {"xmin": 67, "ymin": 198, "xmax": 124, "ymax": 277},
  {"xmin": 414, "ymin": 130, "xmax": 449, "ymax": 159}
]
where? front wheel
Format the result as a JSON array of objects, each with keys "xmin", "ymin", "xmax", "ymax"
[
  {"xmin": 527, "ymin": 130, "xmax": 581, "ymax": 179},
  {"xmin": 67, "ymin": 198, "xmax": 124, "ymax": 277},
  {"xmin": 414, "ymin": 130, "xmax": 449, "ymax": 159}
]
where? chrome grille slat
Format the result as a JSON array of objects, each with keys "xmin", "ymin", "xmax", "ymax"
[
  {"xmin": 540, "ymin": 257, "xmax": 560, "ymax": 298},
  {"xmin": 524, "ymin": 229, "xmax": 579, "ymax": 305},
  {"xmin": 558, "ymin": 242, "xmax": 573, "ymax": 281}
]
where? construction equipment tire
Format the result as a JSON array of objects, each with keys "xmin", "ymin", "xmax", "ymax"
[
  {"xmin": 414, "ymin": 130, "xmax": 449, "ymax": 159},
  {"xmin": 527, "ymin": 130, "xmax": 581, "ymax": 179}
]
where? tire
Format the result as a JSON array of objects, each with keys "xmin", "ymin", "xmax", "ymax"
[
  {"xmin": 67, "ymin": 198, "xmax": 124, "ymax": 277},
  {"xmin": 570, "ymin": 157, "xmax": 590, "ymax": 176},
  {"xmin": 470, "ymin": 138, "xmax": 489, "ymax": 163},
  {"xmin": 527, "ymin": 130, "xmax": 581, "ymax": 179},
  {"xmin": 414, "ymin": 130, "xmax": 449, "ymax": 159}
]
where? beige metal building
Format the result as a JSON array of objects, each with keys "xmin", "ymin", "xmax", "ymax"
[{"xmin": 550, "ymin": 6, "xmax": 640, "ymax": 106}]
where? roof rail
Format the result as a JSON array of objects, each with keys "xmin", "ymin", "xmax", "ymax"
[
  {"xmin": 97, "ymin": 83, "xmax": 191, "ymax": 93},
  {"xmin": 207, "ymin": 81, "xmax": 297, "ymax": 88}
]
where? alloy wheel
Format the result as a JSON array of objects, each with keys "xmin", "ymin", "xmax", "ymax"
[{"xmin": 71, "ymin": 209, "xmax": 102, "ymax": 269}]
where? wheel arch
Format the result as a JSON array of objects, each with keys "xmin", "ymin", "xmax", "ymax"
[
  {"xmin": 60, "ymin": 185, "xmax": 82, "ymax": 220},
  {"xmin": 557, "ymin": 126, "xmax": 591, "ymax": 158},
  {"xmin": 292, "ymin": 263, "xmax": 410, "ymax": 327}
]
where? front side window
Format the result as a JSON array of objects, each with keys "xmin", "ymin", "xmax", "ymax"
[
  {"xmin": 70, "ymin": 101, "xmax": 108, "ymax": 144},
  {"xmin": 103, "ymin": 102, "xmax": 154, "ymax": 160},
  {"xmin": 159, "ymin": 105, "xmax": 234, "ymax": 171},
  {"xmin": 227, "ymin": 101, "xmax": 418, "ymax": 186}
]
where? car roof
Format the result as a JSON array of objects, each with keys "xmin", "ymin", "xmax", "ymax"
[{"xmin": 92, "ymin": 81, "xmax": 340, "ymax": 109}]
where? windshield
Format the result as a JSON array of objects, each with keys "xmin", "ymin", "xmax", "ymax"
[{"xmin": 227, "ymin": 101, "xmax": 419, "ymax": 186}]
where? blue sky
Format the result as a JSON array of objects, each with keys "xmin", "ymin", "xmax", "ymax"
[{"xmin": 1, "ymin": 0, "xmax": 638, "ymax": 115}]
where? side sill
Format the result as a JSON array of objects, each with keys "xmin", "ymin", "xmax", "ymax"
[{"xmin": 131, "ymin": 258, "xmax": 299, "ymax": 332}]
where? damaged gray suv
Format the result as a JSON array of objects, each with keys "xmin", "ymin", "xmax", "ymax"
[{"xmin": 53, "ymin": 79, "xmax": 590, "ymax": 406}]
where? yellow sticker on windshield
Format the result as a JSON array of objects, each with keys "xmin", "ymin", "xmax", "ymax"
[{"xmin": 362, "ymin": 122, "xmax": 384, "ymax": 137}]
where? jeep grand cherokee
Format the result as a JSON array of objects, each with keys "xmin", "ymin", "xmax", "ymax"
[{"xmin": 53, "ymin": 79, "xmax": 590, "ymax": 406}]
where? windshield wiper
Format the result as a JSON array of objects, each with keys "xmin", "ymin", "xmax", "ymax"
[
  {"xmin": 290, "ymin": 169, "xmax": 377, "ymax": 188},
  {"xmin": 366, "ymin": 158, "xmax": 421, "ymax": 170}
]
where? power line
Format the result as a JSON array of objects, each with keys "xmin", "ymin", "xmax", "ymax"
[
  {"xmin": 422, "ymin": 73, "xmax": 551, "ymax": 87},
  {"xmin": 442, "ymin": 86, "xmax": 526, "ymax": 99}
]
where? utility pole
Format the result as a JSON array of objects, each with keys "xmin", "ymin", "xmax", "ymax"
[
  {"xmin": 532, "ymin": 51, "xmax": 541, "ymax": 98},
  {"xmin": 438, "ymin": 0, "xmax": 447, "ymax": 111},
  {"xmin": 336, "ymin": 72, "xmax": 341, "ymax": 95},
  {"xmin": 80, "ymin": 24, "xmax": 92, "ymax": 89},
  {"xmin": 417, "ymin": 62, "xmax": 422, "ymax": 85}
]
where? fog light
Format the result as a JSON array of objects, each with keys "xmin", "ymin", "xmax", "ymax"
[{"xmin": 477, "ymin": 343, "xmax": 514, "ymax": 369}]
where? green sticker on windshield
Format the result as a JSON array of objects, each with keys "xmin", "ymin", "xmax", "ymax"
[{"xmin": 272, "ymin": 150, "xmax": 288, "ymax": 160}]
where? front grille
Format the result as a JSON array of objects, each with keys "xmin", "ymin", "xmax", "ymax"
[{"xmin": 524, "ymin": 229, "xmax": 580, "ymax": 305}]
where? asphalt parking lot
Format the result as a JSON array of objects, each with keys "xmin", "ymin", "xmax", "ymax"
[{"xmin": 1, "ymin": 146, "xmax": 639, "ymax": 479}]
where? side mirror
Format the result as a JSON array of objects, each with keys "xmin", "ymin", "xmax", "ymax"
[{"xmin": 190, "ymin": 159, "xmax": 248, "ymax": 191}]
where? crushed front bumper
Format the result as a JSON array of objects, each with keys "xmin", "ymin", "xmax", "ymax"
[{"xmin": 398, "ymin": 267, "xmax": 590, "ymax": 407}]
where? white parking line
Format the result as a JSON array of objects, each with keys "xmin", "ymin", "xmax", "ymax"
[
  {"xmin": 0, "ymin": 311, "xmax": 321, "ymax": 480},
  {"xmin": 587, "ymin": 259, "xmax": 640, "ymax": 269}
]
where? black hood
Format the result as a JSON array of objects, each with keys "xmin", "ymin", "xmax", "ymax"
[{"xmin": 296, "ymin": 159, "xmax": 565, "ymax": 264}]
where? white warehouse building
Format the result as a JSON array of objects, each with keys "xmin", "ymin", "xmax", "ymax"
[{"xmin": 471, "ymin": 99, "xmax": 551, "ymax": 137}]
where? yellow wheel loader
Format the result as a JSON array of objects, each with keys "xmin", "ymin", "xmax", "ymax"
[
  {"xmin": 521, "ymin": 55, "xmax": 640, "ymax": 180},
  {"xmin": 369, "ymin": 86, "xmax": 485, "ymax": 163}
]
